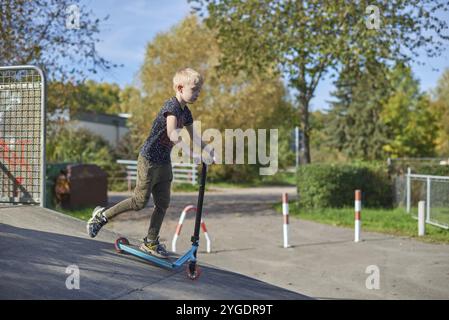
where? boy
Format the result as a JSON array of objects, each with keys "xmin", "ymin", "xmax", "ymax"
[{"xmin": 87, "ymin": 67, "xmax": 212, "ymax": 258}]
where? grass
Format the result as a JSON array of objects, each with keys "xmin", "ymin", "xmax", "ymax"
[
  {"xmin": 427, "ymin": 207, "xmax": 449, "ymax": 227},
  {"xmin": 274, "ymin": 202, "xmax": 449, "ymax": 244},
  {"xmin": 252, "ymin": 171, "xmax": 296, "ymax": 186},
  {"xmin": 180, "ymin": 171, "xmax": 296, "ymax": 190},
  {"xmin": 203, "ymin": 171, "xmax": 296, "ymax": 189},
  {"xmin": 56, "ymin": 205, "xmax": 96, "ymax": 222},
  {"xmin": 171, "ymin": 183, "xmax": 209, "ymax": 192}
]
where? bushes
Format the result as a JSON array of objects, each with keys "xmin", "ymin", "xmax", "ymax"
[
  {"xmin": 46, "ymin": 124, "xmax": 127, "ymax": 191},
  {"xmin": 297, "ymin": 162, "xmax": 393, "ymax": 209},
  {"xmin": 46, "ymin": 124, "xmax": 116, "ymax": 166},
  {"xmin": 388, "ymin": 161, "xmax": 449, "ymax": 177},
  {"xmin": 207, "ymin": 163, "xmax": 260, "ymax": 183}
]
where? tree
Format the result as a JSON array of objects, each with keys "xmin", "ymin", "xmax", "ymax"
[
  {"xmin": 47, "ymin": 81, "xmax": 80, "ymax": 116},
  {"xmin": 189, "ymin": 0, "xmax": 449, "ymax": 163},
  {"xmin": 119, "ymin": 86, "xmax": 143, "ymax": 115},
  {"xmin": 0, "ymin": 0, "xmax": 120, "ymax": 81},
  {"xmin": 77, "ymin": 81, "xmax": 121, "ymax": 114},
  {"xmin": 326, "ymin": 60, "xmax": 390, "ymax": 160},
  {"xmin": 430, "ymin": 68, "xmax": 449, "ymax": 156},
  {"xmin": 47, "ymin": 80, "xmax": 122, "ymax": 116},
  {"xmin": 309, "ymin": 111, "xmax": 347, "ymax": 163},
  {"xmin": 115, "ymin": 86, "xmax": 146, "ymax": 158},
  {"xmin": 381, "ymin": 63, "xmax": 438, "ymax": 157},
  {"xmin": 327, "ymin": 62, "xmax": 437, "ymax": 160},
  {"xmin": 325, "ymin": 63, "xmax": 361, "ymax": 159}
]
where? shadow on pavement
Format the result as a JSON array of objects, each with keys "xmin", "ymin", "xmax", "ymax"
[{"xmin": 0, "ymin": 223, "xmax": 310, "ymax": 300}]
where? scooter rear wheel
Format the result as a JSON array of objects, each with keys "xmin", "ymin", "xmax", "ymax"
[
  {"xmin": 186, "ymin": 262, "xmax": 201, "ymax": 280},
  {"xmin": 115, "ymin": 237, "xmax": 129, "ymax": 253}
]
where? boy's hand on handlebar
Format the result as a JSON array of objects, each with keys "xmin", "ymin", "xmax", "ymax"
[
  {"xmin": 204, "ymin": 149, "xmax": 216, "ymax": 165},
  {"xmin": 192, "ymin": 150, "xmax": 215, "ymax": 165}
]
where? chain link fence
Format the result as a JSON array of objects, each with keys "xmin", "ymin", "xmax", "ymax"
[
  {"xmin": 0, "ymin": 66, "xmax": 46, "ymax": 206},
  {"xmin": 406, "ymin": 171, "xmax": 449, "ymax": 229},
  {"xmin": 388, "ymin": 158, "xmax": 449, "ymax": 229}
]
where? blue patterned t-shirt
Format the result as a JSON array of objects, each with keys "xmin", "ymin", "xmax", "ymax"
[{"xmin": 140, "ymin": 97, "xmax": 194, "ymax": 164}]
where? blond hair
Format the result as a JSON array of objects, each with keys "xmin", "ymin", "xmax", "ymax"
[{"xmin": 173, "ymin": 67, "xmax": 203, "ymax": 91}]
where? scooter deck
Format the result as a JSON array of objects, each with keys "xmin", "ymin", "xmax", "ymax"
[
  {"xmin": 115, "ymin": 239, "xmax": 198, "ymax": 271},
  {"xmin": 116, "ymin": 241, "xmax": 178, "ymax": 269}
]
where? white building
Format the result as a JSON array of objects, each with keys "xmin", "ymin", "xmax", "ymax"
[{"xmin": 49, "ymin": 109, "xmax": 130, "ymax": 148}]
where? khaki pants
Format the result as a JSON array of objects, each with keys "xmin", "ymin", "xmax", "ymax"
[{"xmin": 103, "ymin": 153, "xmax": 172, "ymax": 240}]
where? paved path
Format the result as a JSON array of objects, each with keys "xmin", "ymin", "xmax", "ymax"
[
  {"xmin": 3, "ymin": 185, "xmax": 448, "ymax": 300},
  {"xmin": 107, "ymin": 186, "xmax": 449, "ymax": 300}
]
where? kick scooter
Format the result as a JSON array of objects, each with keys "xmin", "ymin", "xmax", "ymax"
[{"xmin": 114, "ymin": 162, "xmax": 208, "ymax": 280}]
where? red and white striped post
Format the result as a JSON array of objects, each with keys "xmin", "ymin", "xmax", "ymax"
[
  {"xmin": 172, "ymin": 205, "xmax": 211, "ymax": 253},
  {"xmin": 282, "ymin": 193, "xmax": 290, "ymax": 248},
  {"xmin": 354, "ymin": 190, "xmax": 362, "ymax": 242}
]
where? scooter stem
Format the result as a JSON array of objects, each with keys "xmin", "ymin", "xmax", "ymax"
[{"xmin": 191, "ymin": 162, "xmax": 207, "ymax": 245}]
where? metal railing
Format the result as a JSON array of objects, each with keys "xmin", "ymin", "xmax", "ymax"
[
  {"xmin": 406, "ymin": 168, "xmax": 449, "ymax": 229},
  {"xmin": 0, "ymin": 66, "xmax": 46, "ymax": 206},
  {"xmin": 117, "ymin": 159, "xmax": 197, "ymax": 191}
]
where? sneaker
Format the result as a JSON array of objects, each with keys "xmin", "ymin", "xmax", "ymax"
[
  {"xmin": 87, "ymin": 206, "xmax": 108, "ymax": 238},
  {"xmin": 139, "ymin": 236, "xmax": 170, "ymax": 259}
]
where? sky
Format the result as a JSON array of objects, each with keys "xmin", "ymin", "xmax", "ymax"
[{"xmin": 82, "ymin": 0, "xmax": 449, "ymax": 112}]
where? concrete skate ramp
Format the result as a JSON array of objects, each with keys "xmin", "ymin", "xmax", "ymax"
[{"xmin": 0, "ymin": 205, "xmax": 310, "ymax": 300}]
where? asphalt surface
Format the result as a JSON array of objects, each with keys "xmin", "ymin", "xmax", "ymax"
[
  {"xmin": 3, "ymin": 185, "xmax": 449, "ymax": 300},
  {"xmin": 0, "ymin": 204, "xmax": 309, "ymax": 300},
  {"xmin": 108, "ymin": 186, "xmax": 449, "ymax": 300}
]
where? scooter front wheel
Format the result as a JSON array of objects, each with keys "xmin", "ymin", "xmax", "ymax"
[
  {"xmin": 186, "ymin": 262, "xmax": 201, "ymax": 280},
  {"xmin": 115, "ymin": 237, "xmax": 129, "ymax": 253}
]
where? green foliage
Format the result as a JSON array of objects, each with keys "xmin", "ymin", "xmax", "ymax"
[
  {"xmin": 172, "ymin": 183, "xmax": 210, "ymax": 192},
  {"xmin": 114, "ymin": 131, "xmax": 142, "ymax": 160},
  {"xmin": 47, "ymin": 80, "xmax": 122, "ymax": 116},
  {"xmin": 46, "ymin": 124, "xmax": 115, "ymax": 166},
  {"xmin": 388, "ymin": 161, "xmax": 449, "ymax": 177},
  {"xmin": 207, "ymin": 164, "xmax": 260, "ymax": 184},
  {"xmin": 56, "ymin": 206, "xmax": 97, "ymax": 221},
  {"xmin": 190, "ymin": 0, "xmax": 449, "ymax": 163},
  {"xmin": 46, "ymin": 124, "xmax": 130, "ymax": 192},
  {"xmin": 297, "ymin": 163, "xmax": 393, "ymax": 209},
  {"xmin": 77, "ymin": 80, "xmax": 121, "ymax": 114},
  {"xmin": 326, "ymin": 61, "xmax": 390, "ymax": 160},
  {"xmin": 326, "ymin": 62, "xmax": 439, "ymax": 160},
  {"xmin": 381, "ymin": 64, "xmax": 438, "ymax": 157},
  {"xmin": 309, "ymin": 111, "xmax": 347, "ymax": 163},
  {"xmin": 119, "ymin": 86, "xmax": 143, "ymax": 115},
  {"xmin": 430, "ymin": 68, "xmax": 449, "ymax": 156},
  {"xmin": 47, "ymin": 81, "xmax": 78, "ymax": 115}
]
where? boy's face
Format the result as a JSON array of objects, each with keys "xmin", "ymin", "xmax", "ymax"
[{"xmin": 178, "ymin": 81, "xmax": 202, "ymax": 104}]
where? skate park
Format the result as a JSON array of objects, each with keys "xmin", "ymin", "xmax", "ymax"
[
  {"xmin": 0, "ymin": 203, "xmax": 309, "ymax": 299},
  {"xmin": 2, "ymin": 185, "xmax": 449, "ymax": 299},
  {"xmin": 2, "ymin": 1, "xmax": 449, "ymax": 301}
]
